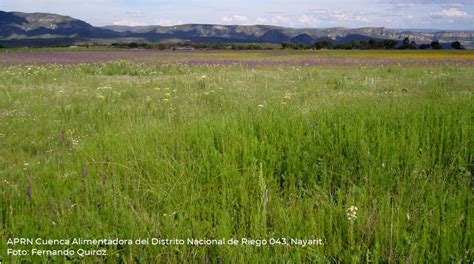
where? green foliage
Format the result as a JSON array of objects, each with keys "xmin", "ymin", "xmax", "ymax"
[
  {"xmin": 314, "ymin": 40, "xmax": 333, "ymax": 50},
  {"xmin": 399, "ymin": 37, "xmax": 417, "ymax": 50},
  {"xmin": 419, "ymin": 43, "xmax": 431, "ymax": 50},
  {"xmin": 431, "ymin": 41, "xmax": 443, "ymax": 50},
  {"xmin": 0, "ymin": 55, "xmax": 473, "ymax": 263},
  {"xmin": 451, "ymin": 41, "xmax": 464, "ymax": 50}
]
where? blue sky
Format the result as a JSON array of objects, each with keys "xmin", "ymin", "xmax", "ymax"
[{"xmin": 1, "ymin": 0, "xmax": 473, "ymax": 30}]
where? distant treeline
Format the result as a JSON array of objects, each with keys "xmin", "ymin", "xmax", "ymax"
[
  {"xmin": 109, "ymin": 38, "xmax": 465, "ymax": 50},
  {"xmin": 283, "ymin": 37, "xmax": 465, "ymax": 50},
  {"xmin": 0, "ymin": 37, "xmax": 465, "ymax": 50}
]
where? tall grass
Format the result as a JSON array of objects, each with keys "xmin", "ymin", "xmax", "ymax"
[{"xmin": 1, "ymin": 55, "xmax": 472, "ymax": 263}]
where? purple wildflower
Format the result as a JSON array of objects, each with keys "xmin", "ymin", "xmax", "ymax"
[{"xmin": 82, "ymin": 165, "xmax": 88, "ymax": 178}]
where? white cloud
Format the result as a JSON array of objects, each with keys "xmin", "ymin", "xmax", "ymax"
[
  {"xmin": 430, "ymin": 7, "xmax": 473, "ymax": 19},
  {"xmin": 298, "ymin": 15, "xmax": 320, "ymax": 26},
  {"xmin": 393, "ymin": 3, "xmax": 416, "ymax": 9},
  {"xmin": 153, "ymin": 19, "xmax": 184, "ymax": 26},
  {"xmin": 221, "ymin": 15, "xmax": 250, "ymax": 24},
  {"xmin": 256, "ymin": 17, "xmax": 268, "ymax": 24},
  {"xmin": 270, "ymin": 15, "xmax": 292, "ymax": 25},
  {"xmin": 233, "ymin": 15, "xmax": 249, "ymax": 23},
  {"xmin": 299, "ymin": 9, "xmax": 372, "ymax": 27},
  {"xmin": 125, "ymin": 11, "xmax": 145, "ymax": 18},
  {"xmin": 112, "ymin": 19, "xmax": 146, "ymax": 26}
]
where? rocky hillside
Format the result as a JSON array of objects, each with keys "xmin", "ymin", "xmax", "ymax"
[
  {"xmin": 1, "ymin": 11, "xmax": 472, "ymax": 48},
  {"xmin": 0, "ymin": 11, "xmax": 120, "ymax": 39}
]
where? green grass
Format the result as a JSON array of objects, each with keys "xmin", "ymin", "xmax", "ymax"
[{"xmin": 1, "ymin": 54, "xmax": 473, "ymax": 263}]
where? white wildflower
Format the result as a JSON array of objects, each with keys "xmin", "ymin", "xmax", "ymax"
[{"xmin": 347, "ymin": 206, "xmax": 358, "ymax": 222}]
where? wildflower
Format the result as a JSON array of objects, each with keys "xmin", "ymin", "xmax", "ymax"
[
  {"xmin": 96, "ymin": 94, "xmax": 105, "ymax": 100},
  {"xmin": 71, "ymin": 139, "xmax": 79, "ymax": 147},
  {"xmin": 162, "ymin": 98, "xmax": 169, "ymax": 102},
  {"xmin": 163, "ymin": 211, "xmax": 177, "ymax": 217},
  {"xmin": 346, "ymin": 206, "xmax": 358, "ymax": 222},
  {"xmin": 165, "ymin": 93, "xmax": 171, "ymax": 97},
  {"xmin": 258, "ymin": 104, "xmax": 264, "ymax": 108},
  {"xmin": 82, "ymin": 166, "xmax": 88, "ymax": 178},
  {"xmin": 201, "ymin": 75, "xmax": 207, "ymax": 79}
]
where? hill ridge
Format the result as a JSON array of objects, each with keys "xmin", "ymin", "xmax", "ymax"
[{"xmin": 1, "ymin": 11, "xmax": 473, "ymax": 48}]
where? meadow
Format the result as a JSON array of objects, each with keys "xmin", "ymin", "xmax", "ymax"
[{"xmin": 0, "ymin": 49, "xmax": 473, "ymax": 263}]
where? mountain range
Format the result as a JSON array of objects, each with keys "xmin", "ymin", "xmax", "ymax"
[{"xmin": 1, "ymin": 11, "xmax": 473, "ymax": 48}]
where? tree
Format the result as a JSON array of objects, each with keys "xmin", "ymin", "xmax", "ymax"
[
  {"xmin": 399, "ymin": 37, "xmax": 416, "ymax": 49},
  {"xmin": 400, "ymin": 37, "xmax": 410, "ymax": 49},
  {"xmin": 314, "ymin": 40, "xmax": 333, "ymax": 49},
  {"xmin": 430, "ymin": 41, "xmax": 442, "ymax": 49},
  {"xmin": 451, "ymin": 41, "xmax": 464, "ymax": 50},
  {"xmin": 281, "ymin": 42, "xmax": 294, "ymax": 49},
  {"xmin": 419, "ymin": 43, "xmax": 431, "ymax": 50},
  {"xmin": 383, "ymin": 39, "xmax": 397, "ymax": 49}
]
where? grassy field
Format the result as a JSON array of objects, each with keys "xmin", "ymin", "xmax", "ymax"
[{"xmin": 1, "ymin": 50, "xmax": 473, "ymax": 263}]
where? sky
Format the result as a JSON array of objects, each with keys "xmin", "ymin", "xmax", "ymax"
[{"xmin": 1, "ymin": 0, "xmax": 473, "ymax": 30}]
